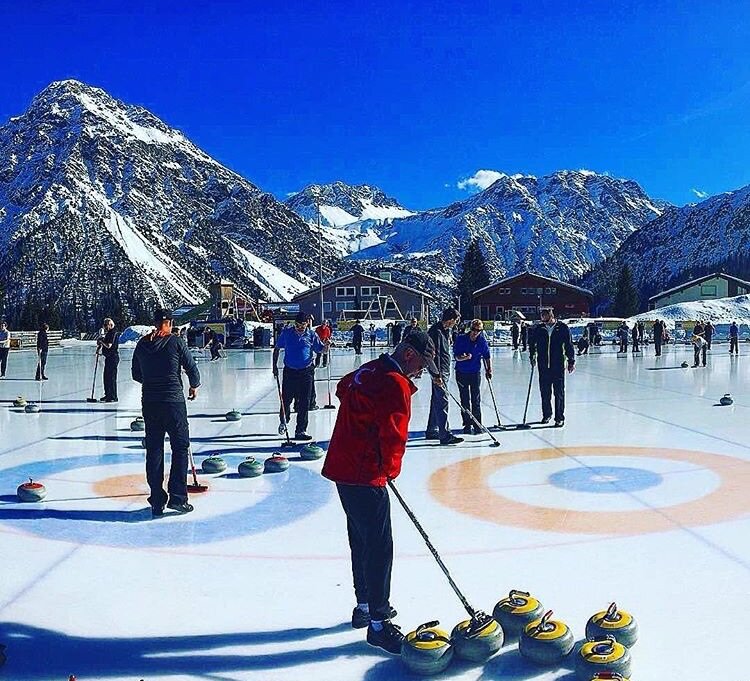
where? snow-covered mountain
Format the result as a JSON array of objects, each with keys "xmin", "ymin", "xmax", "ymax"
[
  {"xmin": 348, "ymin": 171, "xmax": 664, "ymax": 298},
  {"xmin": 284, "ymin": 181, "xmax": 414, "ymax": 255},
  {"xmin": 582, "ymin": 185, "xmax": 750, "ymax": 309},
  {"xmin": 0, "ymin": 79, "xmax": 339, "ymax": 327}
]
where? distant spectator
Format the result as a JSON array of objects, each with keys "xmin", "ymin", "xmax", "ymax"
[
  {"xmin": 729, "ymin": 321, "xmax": 739, "ymax": 355},
  {"xmin": 0, "ymin": 320, "xmax": 10, "ymax": 378},
  {"xmin": 35, "ymin": 323, "xmax": 49, "ymax": 381}
]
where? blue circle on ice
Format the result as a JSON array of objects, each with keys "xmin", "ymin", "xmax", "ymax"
[
  {"xmin": 548, "ymin": 465, "xmax": 663, "ymax": 494},
  {"xmin": 0, "ymin": 453, "xmax": 331, "ymax": 547}
]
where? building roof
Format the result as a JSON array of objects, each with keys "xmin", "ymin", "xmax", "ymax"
[
  {"xmin": 648, "ymin": 272, "xmax": 750, "ymax": 302},
  {"xmin": 292, "ymin": 271, "xmax": 434, "ymax": 301},
  {"xmin": 473, "ymin": 271, "xmax": 593, "ymax": 298}
]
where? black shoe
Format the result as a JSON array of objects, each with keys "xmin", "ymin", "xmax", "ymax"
[
  {"xmin": 554, "ymin": 419, "xmax": 565, "ymax": 428},
  {"xmin": 424, "ymin": 431, "xmax": 440, "ymax": 441},
  {"xmin": 309, "ymin": 404, "xmax": 320, "ymax": 411},
  {"xmin": 166, "ymin": 501, "xmax": 194, "ymax": 514},
  {"xmin": 463, "ymin": 425, "xmax": 473, "ymax": 435},
  {"xmin": 151, "ymin": 506, "xmax": 164, "ymax": 518},
  {"xmin": 541, "ymin": 416, "xmax": 552, "ymax": 424},
  {"xmin": 366, "ymin": 621, "xmax": 404, "ymax": 655},
  {"xmin": 295, "ymin": 432, "xmax": 313, "ymax": 441},
  {"xmin": 42, "ymin": 376, "xmax": 49, "ymax": 380},
  {"xmin": 472, "ymin": 426, "xmax": 484, "ymax": 435},
  {"xmin": 440, "ymin": 434, "xmax": 464, "ymax": 445},
  {"xmin": 99, "ymin": 397, "xmax": 108, "ymax": 402},
  {"xmin": 352, "ymin": 606, "xmax": 398, "ymax": 629}
]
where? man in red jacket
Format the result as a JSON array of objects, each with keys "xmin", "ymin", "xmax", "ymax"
[{"xmin": 322, "ymin": 329, "xmax": 437, "ymax": 655}]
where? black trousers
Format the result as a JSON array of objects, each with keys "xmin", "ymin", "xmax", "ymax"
[
  {"xmin": 730, "ymin": 337, "xmax": 739, "ymax": 354},
  {"xmin": 654, "ymin": 338, "xmax": 662, "ymax": 356},
  {"xmin": 281, "ymin": 365, "xmax": 314, "ymax": 434},
  {"xmin": 370, "ymin": 334, "xmax": 376, "ymax": 347},
  {"xmin": 210, "ymin": 343, "xmax": 221, "ymax": 360},
  {"xmin": 35, "ymin": 350, "xmax": 48, "ymax": 379},
  {"xmin": 619, "ymin": 339, "xmax": 628, "ymax": 353},
  {"xmin": 632, "ymin": 338, "xmax": 640, "ymax": 352},
  {"xmin": 0, "ymin": 347, "xmax": 8, "ymax": 376},
  {"xmin": 512, "ymin": 334, "xmax": 519, "ymax": 350},
  {"xmin": 143, "ymin": 401, "xmax": 190, "ymax": 509},
  {"xmin": 315, "ymin": 351, "xmax": 328, "ymax": 368},
  {"xmin": 353, "ymin": 339, "xmax": 362, "ymax": 354},
  {"xmin": 706, "ymin": 335, "xmax": 712, "ymax": 350},
  {"xmin": 539, "ymin": 370, "xmax": 565, "ymax": 422},
  {"xmin": 426, "ymin": 378, "xmax": 450, "ymax": 438},
  {"xmin": 103, "ymin": 354, "xmax": 119, "ymax": 400},
  {"xmin": 336, "ymin": 484, "xmax": 393, "ymax": 621},
  {"xmin": 456, "ymin": 371, "xmax": 481, "ymax": 427},
  {"xmin": 693, "ymin": 345, "xmax": 707, "ymax": 366}
]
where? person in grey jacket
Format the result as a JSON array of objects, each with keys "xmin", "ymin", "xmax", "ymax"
[
  {"xmin": 425, "ymin": 307, "xmax": 463, "ymax": 445},
  {"xmin": 132, "ymin": 308, "xmax": 201, "ymax": 518}
]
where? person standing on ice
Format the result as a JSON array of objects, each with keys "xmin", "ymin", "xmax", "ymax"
[
  {"xmin": 729, "ymin": 321, "xmax": 739, "ymax": 355},
  {"xmin": 35, "ymin": 323, "xmax": 49, "ymax": 381},
  {"xmin": 273, "ymin": 311, "xmax": 327, "ymax": 441},
  {"xmin": 426, "ymin": 307, "xmax": 463, "ymax": 445},
  {"xmin": 631, "ymin": 321, "xmax": 640, "ymax": 353},
  {"xmin": 351, "ymin": 319, "xmax": 364, "ymax": 355},
  {"xmin": 653, "ymin": 319, "xmax": 663, "ymax": 356},
  {"xmin": 0, "ymin": 320, "xmax": 10, "ymax": 378},
  {"xmin": 511, "ymin": 320, "xmax": 520, "ymax": 350},
  {"xmin": 314, "ymin": 319, "xmax": 332, "ymax": 368},
  {"xmin": 402, "ymin": 317, "xmax": 418, "ymax": 341},
  {"xmin": 369, "ymin": 322, "xmax": 376, "ymax": 348},
  {"xmin": 529, "ymin": 308, "xmax": 575, "ymax": 427},
  {"xmin": 453, "ymin": 319, "xmax": 492, "ymax": 434},
  {"xmin": 520, "ymin": 321, "xmax": 528, "ymax": 351},
  {"xmin": 132, "ymin": 308, "xmax": 201, "ymax": 517},
  {"xmin": 322, "ymin": 330, "xmax": 438, "ymax": 655},
  {"xmin": 692, "ymin": 324, "xmax": 707, "ymax": 368},
  {"xmin": 97, "ymin": 317, "xmax": 120, "ymax": 402},
  {"xmin": 704, "ymin": 320, "xmax": 714, "ymax": 350}
]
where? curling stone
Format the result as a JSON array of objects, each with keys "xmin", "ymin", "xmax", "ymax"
[
  {"xmin": 238, "ymin": 457, "xmax": 264, "ymax": 478},
  {"xmin": 299, "ymin": 443, "xmax": 325, "ymax": 461},
  {"xmin": 13, "ymin": 396, "xmax": 27, "ymax": 407},
  {"xmin": 590, "ymin": 673, "xmax": 630, "ymax": 681},
  {"xmin": 519, "ymin": 610, "xmax": 575, "ymax": 666},
  {"xmin": 264, "ymin": 453, "xmax": 290, "ymax": 473},
  {"xmin": 17, "ymin": 478, "xmax": 47, "ymax": 502},
  {"xmin": 225, "ymin": 409, "xmax": 242, "ymax": 422},
  {"xmin": 450, "ymin": 615, "xmax": 504, "ymax": 663},
  {"xmin": 575, "ymin": 635, "xmax": 632, "ymax": 680},
  {"xmin": 493, "ymin": 590, "xmax": 545, "ymax": 643},
  {"xmin": 585, "ymin": 602, "xmax": 638, "ymax": 648},
  {"xmin": 24, "ymin": 402, "xmax": 41, "ymax": 413},
  {"xmin": 201, "ymin": 455, "xmax": 227, "ymax": 474},
  {"xmin": 681, "ymin": 361, "xmax": 689, "ymax": 368},
  {"xmin": 402, "ymin": 621, "xmax": 454, "ymax": 675},
  {"xmin": 130, "ymin": 416, "xmax": 145, "ymax": 431},
  {"xmin": 720, "ymin": 393, "xmax": 734, "ymax": 406}
]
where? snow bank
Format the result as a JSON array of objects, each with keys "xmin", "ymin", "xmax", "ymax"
[{"xmin": 629, "ymin": 295, "xmax": 750, "ymax": 324}]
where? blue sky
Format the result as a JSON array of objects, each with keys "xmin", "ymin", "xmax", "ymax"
[{"xmin": 2, "ymin": 0, "xmax": 749, "ymax": 210}]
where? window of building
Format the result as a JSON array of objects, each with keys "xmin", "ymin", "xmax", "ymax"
[
  {"xmin": 520, "ymin": 288, "xmax": 527, "ymax": 295},
  {"xmin": 537, "ymin": 287, "xmax": 544, "ymax": 295},
  {"xmin": 360, "ymin": 285, "xmax": 381, "ymax": 297},
  {"xmin": 336, "ymin": 301, "xmax": 356, "ymax": 311},
  {"xmin": 700, "ymin": 284, "xmax": 717, "ymax": 297},
  {"xmin": 385, "ymin": 300, "xmax": 397, "ymax": 310},
  {"xmin": 336, "ymin": 286, "xmax": 356, "ymax": 297},
  {"xmin": 545, "ymin": 287, "xmax": 557, "ymax": 295},
  {"xmin": 322, "ymin": 301, "xmax": 332, "ymax": 312},
  {"xmin": 497, "ymin": 287, "xmax": 511, "ymax": 295},
  {"xmin": 495, "ymin": 305, "xmax": 504, "ymax": 315}
]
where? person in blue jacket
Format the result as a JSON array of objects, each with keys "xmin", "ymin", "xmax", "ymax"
[{"xmin": 453, "ymin": 319, "xmax": 493, "ymax": 434}]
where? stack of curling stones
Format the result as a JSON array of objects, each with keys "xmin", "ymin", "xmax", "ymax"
[
  {"xmin": 130, "ymin": 416, "xmax": 145, "ymax": 431},
  {"xmin": 225, "ymin": 409, "xmax": 242, "ymax": 422},
  {"xmin": 720, "ymin": 393, "xmax": 734, "ymax": 406},
  {"xmin": 17, "ymin": 478, "xmax": 47, "ymax": 502},
  {"xmin": 400, "ymin": 591, "xmax": 638, "ymax": 677},
  {"xmin": 264, "ymin": 452, "xmax": 290, "ymax": 473},
  {"xmin": 202, "ymin": 454, "xmax": 227, "ymax": 474}
]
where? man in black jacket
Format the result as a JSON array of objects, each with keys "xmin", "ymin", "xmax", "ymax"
[
  {"xmin": 529, "ymin": 308, "xmax": 575, "ymax": 427},
  {"xmin": 653, "ymin": 319, "xmax": 663, "ymax": 356},
  {"xmin": 132, "ymin": 309, "xmax": 201, "ymax": 518},
  {"xmin": 426, "ymin": 307, "xmax": 463, "ymax": 445},
  {"xmin": 351, "ymin": 320, "xmax": 364, "ymax": 355},
  {"xmin": 98, "ymin": 317, "xmax": 120, "ymax": 402},
  {"xmin": 35, "ymin": 323, "xmax": 49, "ymax": 381}
]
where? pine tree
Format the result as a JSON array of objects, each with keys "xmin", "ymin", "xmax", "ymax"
[
  {"xmin": 456, "ymin": 240, "xmax": 491, "ymax": 319},
  {"xmin": 612, "ymin": 264, "xmax": 639, "ymax": 317}
]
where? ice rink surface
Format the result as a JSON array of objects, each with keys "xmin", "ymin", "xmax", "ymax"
[{"xmin": 1, "ymin": 341, "xmax": 749, "ymax": 680}]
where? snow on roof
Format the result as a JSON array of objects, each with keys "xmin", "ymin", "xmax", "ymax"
[
  {"xmin": 649, "ymin": 272, "xmax": 750, "ymax": 301},
  {"xmin": 473, "ymin": 271, "xmax": 593, "ymax": 297},
  {"xmin": 292, "ymin": 272, "xmax": 434, "ymax": 300},
  {"xmin": 631, "ymin": 294, "xmax": 750, "ymax": 323}
]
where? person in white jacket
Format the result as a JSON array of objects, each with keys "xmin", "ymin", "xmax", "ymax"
[{"xmin": 0, "ymin": 321, "xmax": 10, "ymax": 378}]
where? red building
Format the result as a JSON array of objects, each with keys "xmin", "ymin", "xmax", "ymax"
[{"xmin": 472, "ymin": 272, "xmax": 593, "ymax": 321}]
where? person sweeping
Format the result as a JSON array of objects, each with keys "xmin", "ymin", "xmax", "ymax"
[{"xmin": 322, "ymin": 331, "xmax": 438, "ymax": 655}]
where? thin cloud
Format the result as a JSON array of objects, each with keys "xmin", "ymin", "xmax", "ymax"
[
  {"xmin": 457, "ymin": 169, "xmax": 505, "ymax": 192},
  {"xmin": 691, "ymin": 188, "xmax": 708, "ymax": 199}
]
